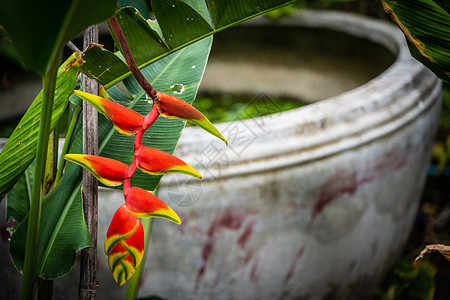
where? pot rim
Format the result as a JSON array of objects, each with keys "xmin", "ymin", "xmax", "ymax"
[{"xmin": 172, "ymin": 10, "xmax": 441, "ymax": 181}]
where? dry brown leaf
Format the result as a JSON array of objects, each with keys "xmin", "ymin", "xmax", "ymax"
[{"xmin": 416, "ymin": 244, "xmax": 450, "ymax": 262}]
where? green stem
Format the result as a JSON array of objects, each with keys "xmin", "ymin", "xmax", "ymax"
[
  {"xmin": 108, "ymin": 17, "xmax": 157, "ymax": 101},
  {"xmin": 37, "ymin": 130, "xmax": 57, "ymax": 300},
  {"xmin": 125, "ymin": 218, "xmax": 153, "ymax": 300},
  {"xmin": 21, "ymin": 54, "xmax": 60, "ymax": 299},
  {"xmin": 55, "ymin": 106, "xmax": 82, "ymax": 184}
]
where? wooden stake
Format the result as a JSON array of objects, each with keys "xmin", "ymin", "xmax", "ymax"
[{"xmin": 79, "ymin": 25, "xmax": 99, "ymax": 300}]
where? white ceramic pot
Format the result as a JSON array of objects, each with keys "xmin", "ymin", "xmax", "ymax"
[{"xmin": 140, "ymin": 10, "xmax": 442, "ymax": 300}]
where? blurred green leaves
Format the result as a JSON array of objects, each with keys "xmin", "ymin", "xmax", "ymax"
[
  {"xmin": 382, "ymin": 0, "xmax": 450, "ymax": 84},
  {"xmin": 0, "ymin": 0, "xmax": 118, "ymax": 76}
]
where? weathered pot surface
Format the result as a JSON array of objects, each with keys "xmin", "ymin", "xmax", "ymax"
[
  {"xmin": 0, "ymin": 10, "xmax": 442, "ymax": 300},
  {"xmin": 142, "ymin": 10, "xmax": 442, "ymax": 300}
]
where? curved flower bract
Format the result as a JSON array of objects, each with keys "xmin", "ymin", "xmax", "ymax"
[
  {"xmin": 73, "ymin": 90, "xmax": 144, "ymax": 135},
  {"xmin": 156, "ymin": 91, "xmax": 228, "ymax": 144},
  {"xmin": 105, "ymin": 205, "xmax": 141, "ymax": 255},
  {"xmin": 64, "ymin": 154, "xmax": 129, "ymax": 186},
  {"xmin": 136, "ymin": 146, "xmax": 202, "ymax": 178},
  {"xmin": 124, "ymin": 186, "xmax": 181, "ymax": 224},
  {"xmin": 107, "ymin": 215, "xmax": 144, "ymax": 286}
]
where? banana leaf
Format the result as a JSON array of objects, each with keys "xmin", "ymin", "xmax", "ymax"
[
  {"xmin": 382, "ymin": 0, "xmax": 450, "ymax": 84},
  {"xmin": 0, "ymin": 53, "xmax": 83, "ymax": 197},
  {"xmin": 0, "ymin": 0, "xmax": 117, "ymax": 76}
]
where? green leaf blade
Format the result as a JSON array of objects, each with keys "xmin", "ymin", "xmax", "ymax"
[
  {"xmin": 0, "ymin": 53, "xmax": 83, "ymax": 197},
  {"xmin": 382, "ymin": 0, "xmax": 450, "ymax": 83},
  {"xmin": 81, "ymin": 45, "xmax": 130, "ymax": 87},
  {"xmin": 9, "ymin": 105, "xmax": 116, "ymax": 279},
  {"xmin": 9, "ymin": 126, "xmax": 90, "ymax": 278},
  {"xmin": 152, "ymin": 0, "xmax": 214, "ymax": 49},
  {"xmin": 111, "ymin": 7, "xmax": 169, "ymax": 65},
  {"xmin": 0, "ymin": 0, "xmax": 118, "ymax": 76}
]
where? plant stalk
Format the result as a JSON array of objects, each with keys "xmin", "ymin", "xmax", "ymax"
[
  {"xmin": 108, "ymin": 17, "xmax": 157, "ymax": 101},
  {"xmin": 37, "ymin": 128, "xmax": 58, "ymax": 299},
  {"xmin": 21, "ymin": 54, "xmax": 60, "ymax": 300},
  {"xmin": 79, "ymin": 25, "xmax": 99, "ymax": 300}
]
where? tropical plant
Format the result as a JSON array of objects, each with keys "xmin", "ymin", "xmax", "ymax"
[{"xmin": 0, "ymin": 0, "xmax": 296, "ymax": 298}]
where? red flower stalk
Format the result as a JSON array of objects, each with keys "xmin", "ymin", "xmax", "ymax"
[
  {"xmin": 65, "ymin": 86, "xmax": 226, "ymax": 285},
  {"xmin": 64, "ymin": 17, "xmax": 228, "ymax": 286}
]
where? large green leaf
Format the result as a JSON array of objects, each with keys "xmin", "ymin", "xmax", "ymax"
[
  {"xmin": 0, "ymin": 0, "xmax": 118, "ymax": 76},
  {"xmin": 81, "ymin": 0, "xmax": 297, "ymax": 88},
  {"xmin": 9, "ymin": 120, "xmax": 91, "ymax": 278},
  {"xmin": 382, "ymin": 0, "xmax": 450, "ymax": 84},
  {"xmin": 119, "ymin": 0, "xmax": 151, "ymax": 19},
  {"xmin": 8, "ymin": 108, "xmax": 116, "ymax": 278},
  {"xmin": 0, "ymin": 53, "xmax": 84, "ymax": 197}
]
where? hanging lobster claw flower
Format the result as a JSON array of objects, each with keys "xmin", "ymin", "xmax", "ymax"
[
  {"xmin": 136, "ymin": 146, "xmax": 202, "ymax": 179},
  {"xmin": 124, "ymin": 186, "xmax": 181, "ymax": 224},
  {"xmin": 73, "ymin": 90, "xmax": 144, "ymax": 135},
  {"xmin": 155, "ymin": 91, "xmax": 228, "ymax": 144},
  {"xmin": 64, "ymin": 154, "xmax": 129, "ymax": 186},
  {"xmin": 106, "ymin": 206, "xmax": 144, "ymax": 286}
]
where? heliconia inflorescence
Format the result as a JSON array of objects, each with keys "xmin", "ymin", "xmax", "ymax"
[{"xmin": 65, "ymin": 88, "xmax": 226, "ymax": 285}]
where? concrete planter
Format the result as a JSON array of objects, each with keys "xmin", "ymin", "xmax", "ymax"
[{"xmin": 0, "ymin": 10, "xmax": 442, "ymax": 300}]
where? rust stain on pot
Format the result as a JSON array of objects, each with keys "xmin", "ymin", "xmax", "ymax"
[
  {"xmin": 195, "ymin": 209, "xmax": 259, "ymax": 290},
  {"xmin": 311, "ymin": 144, "xmax": 408, "ymax": 222},
  {"xmin": 250, "ymin": 258, "xmax": 260, "ymax": 283},
  {"xmin": 284, "ymin": 144, "xmax": 410, "ymax": 283},
  {"xmin": 284, "ymin": 241, "xmax": 308, "ymax": 283},
  {"xmin": 312, "ymin": 169, "xmax": 359, "ymax": 222},
  {"xmin": 237, "ymin": 220, "xmax": 256, "ymax": 249}
]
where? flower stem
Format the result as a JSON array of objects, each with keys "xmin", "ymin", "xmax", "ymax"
[
  {"xmin": 21, "ymin": 52, "xmax": 60, "ymax": 300},
  {"xmin": 108, "ymin": 16, "xmax": 158, "ymax": 101}
]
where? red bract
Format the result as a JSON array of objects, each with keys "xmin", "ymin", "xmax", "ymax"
[
  {"xmin": 106, "ymin": 206, "xmax": 144, "ymax": 286},
  {"xmin": 64, "ymin": 154, "xmax": 128, "ymax": 187},
  {"xmin": 73, "ymin": 90, "xmax": 144, "ymax": 135},
  {"xmin": 156, "ymin": 91, "xmax": 228, "ymax": 144},
  {"xmin": 136, "ymin": 146, "xmax": 202, "ymax": 178},
  {"xmin": 124, "ymin": 186, "xmax": 181, "ymax": 223},
  {"xmin": 105, "ymin": 205, "xmax": 141, "ymax": 255}
]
